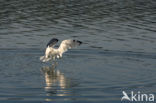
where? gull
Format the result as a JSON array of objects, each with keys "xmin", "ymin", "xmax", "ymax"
[{"xmin": 40, "ymin": 38, "xmax": 82, "ymax": 62}]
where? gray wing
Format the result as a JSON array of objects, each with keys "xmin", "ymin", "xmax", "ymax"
[
  {"xmin": 46, "ymin": 38, "xmax": 59, "ymax": 47},
  {"xmin": 58, "ymin": 39, "xmax": 82, "ymax": 54}
]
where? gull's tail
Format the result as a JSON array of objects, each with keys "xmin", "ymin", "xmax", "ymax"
[{"xmin": 40, "ymin": 56, "xmax": 51, "ymax": 62}]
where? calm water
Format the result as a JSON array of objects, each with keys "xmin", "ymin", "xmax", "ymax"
[{"xmin": 0, "ymin": 0, "xmax": 156, "ymax": 103}]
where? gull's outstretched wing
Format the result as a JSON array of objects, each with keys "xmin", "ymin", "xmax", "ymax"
[
  {"xmin": 58, "ymin": 39, "xmax": 82, "ymax": 55},
  {"xmin": 46, "ymin": 38, "xmax": 59, "ymax": 47}
]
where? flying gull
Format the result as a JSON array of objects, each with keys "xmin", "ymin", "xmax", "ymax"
[{"xmin": 40, "ymin": 38, "xmax": 82, "ymax": 62}]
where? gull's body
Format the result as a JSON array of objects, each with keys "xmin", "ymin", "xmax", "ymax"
[{"xmin": 40, "ymin": 38, "xmax": 82, "ymax": 62}]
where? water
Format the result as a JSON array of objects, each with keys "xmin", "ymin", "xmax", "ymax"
[{"xmin": 0, "ymin": 0, "xmax": 156, "ymax": 103}]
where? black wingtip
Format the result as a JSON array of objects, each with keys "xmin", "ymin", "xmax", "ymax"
[
  {"xmin": 46, "ymin": 38, "xmax": 59, "ymax": 47},
  {"xmin": 77, "ymin": 40, "xmax": 82, "ymax": 45},
  {"xmin": 52, "ymin": 38, "xmax": 59, "ymax": 41}
]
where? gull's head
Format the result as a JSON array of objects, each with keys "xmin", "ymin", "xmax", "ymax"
[{"xmin": 73, "ymin": 40, "xmax": 82, "ymax": 45}]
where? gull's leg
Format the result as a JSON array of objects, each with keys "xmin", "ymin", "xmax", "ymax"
[
  {"xmin": 49, "ymin": 55, "xmax": 52, "ymax": 64},
  {"xmin": 54, "ymin": 55, "xmax": 58, "ymax": 68},
  {"xmin": 51, "ymin": 61, "xmax": 57, "ymax": 69},
  {"xmin": 54, "ymin": 61, "xmax": 58, "ymax": 67},
  {"xmin": 52, "ymin": 56, "xmax": 55, "ymax": 60},
  {"xmin": 51, "ymin": 57, "xmax": 56, "ymax": 69}
]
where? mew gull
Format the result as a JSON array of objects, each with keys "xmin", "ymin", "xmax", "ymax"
[{"xmin": 40, "ymin": 38, "xmax": 82, "ymax": 62}]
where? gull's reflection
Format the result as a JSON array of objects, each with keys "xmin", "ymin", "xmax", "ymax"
[{"xmin": 41, "ymin": 62, "xmax": 76, "ymax": 101}]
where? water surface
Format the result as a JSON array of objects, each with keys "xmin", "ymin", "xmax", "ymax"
[{"xmin": 0, "ymin": 0, "xmax": 156, "ymax": 103}]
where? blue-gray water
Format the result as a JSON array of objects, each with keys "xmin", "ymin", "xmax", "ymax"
[{"xmin": 0, "ymin": 0, "xmax": 156, "ymax": 103}]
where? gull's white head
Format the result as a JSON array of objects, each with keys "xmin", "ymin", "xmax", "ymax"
[{"xmin": 40, "ymin": 38, "xmax": 82, "ymax": 62}]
